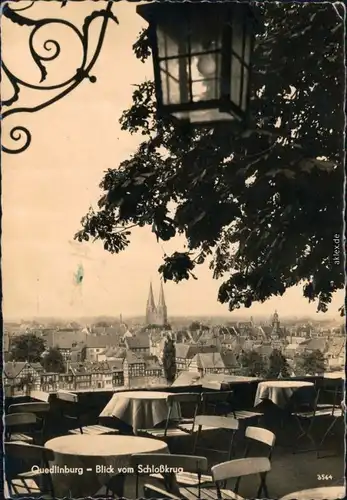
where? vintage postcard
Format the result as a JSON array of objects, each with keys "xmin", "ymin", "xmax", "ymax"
[{"xmin": 1, "ymin": 1, "xmax": 345, "ymax": 499}]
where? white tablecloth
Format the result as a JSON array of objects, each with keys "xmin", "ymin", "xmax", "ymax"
[
  {"xmin": 45, "ymin": 434, "xmax": 168, "ymax": 497},
  {"xmin": 254, "ymin": 380, "xmax": 314, "ymax": 409},
  {"xmin": 100, "ymin": 391, "xmax": 181, "ymax": 433},
  {"xmin": 280, "ymin": 486, "xmax": 345, "ymax": 500},
  {"xmin": 323, "ymin": 371, "xmax": 345, "ymax": 379}
]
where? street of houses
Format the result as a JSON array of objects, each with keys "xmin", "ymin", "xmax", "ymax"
[{"xmin": 4, "ymin": 314, "xmax": 344, "ymax": 396}]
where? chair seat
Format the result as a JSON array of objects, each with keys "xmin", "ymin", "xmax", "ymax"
[
  {"xmin": 141, "ymin": 427, "xmax": 191, "ymax": 438},
  {"xmin": 294, "ymin": 407, "xmax": 343, "ymax": 419},
  {"xmin": 228, "ymin": 410, "xmax": 263, "ymax": 419},
  {"xmin": 151, "ymin": 471, "xmax": 213, "ymax": 486},
  {"xmin": 69, "ymin": 425, "xmax": 119, "ymax": 435},
  {"xmin": 9, "ymin": 433, "xmax": 33, "ymax": 443},
  {"xmin": 6, "ymin": 478, "xmax": 52, "ymax": 498},
  {"xmin": 180, "ymin": 486, "xmax": 244, "ymax": 500},
  {"xmin": 181, "ymin": 423, "xmax": 222, "ymax": 434}
]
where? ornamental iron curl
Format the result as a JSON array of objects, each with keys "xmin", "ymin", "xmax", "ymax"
[{"xmin": 1, "ymin": 0, "xmax": 118, "ymax": 154}]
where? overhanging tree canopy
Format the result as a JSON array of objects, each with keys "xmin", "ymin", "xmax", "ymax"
[{"xmin": 76, "ymin": 3, "xmax": 345, "ymax": 314}]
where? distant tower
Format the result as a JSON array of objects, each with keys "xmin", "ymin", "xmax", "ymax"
[
  {"xmin": 272, "ymin": 310, "xmax": 280, "ymax": 337},
  {"xmin": 157, "ymin": 281, "xmax": 168, "ymax": 326},
  {"xmin": 145, "ymin": 282, "xmax": 168, "ymax": 325},
  {"xmin": 146, "ymin": 282, "xmax": 157, "ymax": 325}
]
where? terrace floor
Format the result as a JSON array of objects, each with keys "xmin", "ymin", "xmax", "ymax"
[{"xmin": 6, "ymin": 384, "xmax": 345, "ymax": 500}]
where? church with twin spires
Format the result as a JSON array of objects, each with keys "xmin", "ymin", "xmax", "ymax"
[{"xmin": 146, "ymin": 282, "xmax": 168, "ymax": 326}]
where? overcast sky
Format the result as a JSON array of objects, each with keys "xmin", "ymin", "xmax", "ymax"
[{"xmin": 2, "ymin": 1, "xmax": 344, "ymax": 320}]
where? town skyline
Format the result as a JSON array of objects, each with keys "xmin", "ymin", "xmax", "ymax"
[{"xmin": 2, "ymin": 1, "xmax": 344, "ymax": 320}]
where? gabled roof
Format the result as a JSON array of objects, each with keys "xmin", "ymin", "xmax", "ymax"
[
  {"xmin": 124, "ymin": 351, "xmax": 146, "ymax": 365},
  {"xmin": 4, "ymin": 362, "xmax": 27, "ymax": 378},
  {"xmin": 299, "ymin": 338, "xmax": 327, "ymax": 351},
  {"xmin": 45, "ymin": 330, "xmax": 87, "ymax": 349},
  {"xmin": 125, "ymin": 335, "xmax": 150, "ymax": 349},
  {"xmin": 4, "ymin": 362, "xmax": 43, "ymax": 379},
  {"xmin": 192, "ymin": 352, "xmax": 225, "ymax": 370}
]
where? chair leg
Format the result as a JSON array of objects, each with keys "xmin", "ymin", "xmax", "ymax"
[
  {"xmin": 317, "ymin": 417, "xmax": 339, "ymax": 459},
  {"xmin": 293, "ymin": 417, "xmax": 317, "ymax": 453}
]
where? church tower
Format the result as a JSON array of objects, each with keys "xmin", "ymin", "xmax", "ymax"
[
  {"xmin": 146, "ymin": 282, "xmax": 157, "ymax": 324},
  {"xmin": 157, "ymin": 281, "xmax": 168, "ymax": 326},
  {"xmin": 271, "ymin": 310, "xmax": 280, "ymax": 338},
  {"xmin": 145, "ymin": 282, "xmax": 168, "ymax": 325}
]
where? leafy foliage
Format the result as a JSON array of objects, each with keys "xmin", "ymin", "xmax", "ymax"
[
  {"xmin": 76, "ymin": 3, "xmax": 344, "ymax": 313},
  {"xmin": 162, "ymin": 336, "xmax": 177, "ymax": 384},
  {"xmin": 41, "ymin": 347, "xmax": 66, "ymax": 374},
  {"xmin": 11, "ymin": 334, "xmax": 46, "ymax": 363},
  {"xmin": 239, "ymin": 349, "xmax": 268, "ymax": 377},
  {"xmin": 267, "ymin": 349, "xmax": 291, "ymax": 378},
  {"xmin": 294, "ymin": 349, "xmax": 326, "ymax": 375}
]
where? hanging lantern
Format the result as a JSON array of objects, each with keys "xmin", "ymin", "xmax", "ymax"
[{"xmin": 137, "ymin": 2, "xmax": 259, "ymax": 126}]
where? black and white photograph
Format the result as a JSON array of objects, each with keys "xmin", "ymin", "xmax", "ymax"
[{"xmin": 1, "ymin": 1, "xmax": 345, "ymax": 499}]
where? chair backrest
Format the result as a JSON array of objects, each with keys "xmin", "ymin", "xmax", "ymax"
[
  {"xmin": 167, "ymin": 393, "xmax": 201, "ymax": 405},
  {"xmin": 212, "ymin": 457, "xmax": 271, "ymax": 482},
  {"xmin": 5, "ymin": 412, "xmax": 37, "ymax": 427},
  {"xmin": 131, "ymin": 453, "xmax": 208, "ymax": 497},
  {"xmin": 9, "ymin": 402, "xmax": 50, "ymax": 414},
  {"xmin": 212, "ymin": 457, "xmax": 271, "ymax": 498},
  {"xmin": 195, "ymin": 415, "xmax": 239, "ymax": 431},
  {"xmin": 143, "ymin": 484, "xmax": 181, "ymax": 499},
  {"xmin": 201, "ymin": 391, "xmax": 234, "ymax": 404},
  {"xmin": 245, "ymin": 426, "xmax": 276, "ymax": 449},
  {"xmin": 56, "ymin": 390, "xmax": 79, "ymax": 403},
  {"xmin": 165, "ymin": 393, "xmax": 201, "ymax": 434}
]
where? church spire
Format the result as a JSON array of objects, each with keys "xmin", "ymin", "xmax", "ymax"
[
  {"xmin": 157, "ymin": 281, "xmax": 168, "ymax": 325},
  {"xmin": 157, "ymin": 281, "xmax": 166, "ymax": 309},
  {"xmin": 146, "ymin": 282, "xmax": 157, "ymax": 324}
]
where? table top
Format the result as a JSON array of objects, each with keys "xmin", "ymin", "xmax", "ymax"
[
  {"xmin": 323, "ymin": 371, "xmax": 345, "ymax": 379},
  {"xmin": 45, "ymin": 434, "xmax": 168, "ymax": 457},
  {"xmin": 280, "ymin": 486, "xmax": 345, "ymax": 500},
  {"xmin": 258, "ymin": 380, "xmax": 314, "ymax": 389},
  {"xmin": 115, "ymin": 391, "xmax": 171, "ymax": 400}
]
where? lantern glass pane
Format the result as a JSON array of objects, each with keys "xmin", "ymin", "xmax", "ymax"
[
  {"xmin": 244, "ymin": 30, "xmax": 252, "ymax": 66},
  {"xmin": 231, "ymin": 12, "xmax": 244, "ymax": 59},
  {"xmin": 241, "ymin": 65, "xmax": 249, "ymax": 111},
  {"xmin": 230, "ymin": 55, "xmax": 242, "ymax": 107}
]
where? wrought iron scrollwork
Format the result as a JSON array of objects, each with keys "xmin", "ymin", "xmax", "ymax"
[{"xmin": 1, "ymin": 0, "xmax": 118, "ymax": 154}]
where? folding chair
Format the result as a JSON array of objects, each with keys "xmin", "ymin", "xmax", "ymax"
[
  {"xmin": 56, "ymin": 390, "xmax": 119, "ymax": 435},
  {"xmin": 211, "ymin": 457, "xmax": 271, "ymax": 500},
  {"xmin": 192, "ymin": 415, "xmax": 239, "ymax": 460},
  {"xmin": 316, "ymin": 380, "xmax": 345, "ymax": 459},
  {"xmin": 292, "ymin": 378, "xmax": 344, "ymax": 455},
  {"xmin": 4, "ymin": 442, "xmax": 55, "ymax": 498},
  {"xmin": 130, "ymin": 453, "xmax": 208, "ymax": 499},
  {"xmin": 139, "ymin": 393, "xmax": 201, "ymax": 439},
  {"xmin": 9, "ymin": 402, "xmax": 50, "ymax": 445},
  {"xmin": 234, "ymin": 426, "xmax": 276, "ymax": 492},
  {"xmin": 5, "ymin": 413, "xmax": 37, "ymax": 444}
]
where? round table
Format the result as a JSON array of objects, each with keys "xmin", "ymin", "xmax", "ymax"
[
  {"xmin": 254, "ymin": 380, "xmax": 314, "ymax": 409},
  {"xmin": 100, "ymin": 391, "xmax": 181, "ymax": 433},
  {"xmin": 323, "ymin": 371, "xmax": 345, "ymax": 379},
  {"xmin": 45, "ymin": 434, "xmax": 168, "ymax": 497},
  {"xmin": 280, "ymin": 486, "xmax": 345, "ymax": 500}
]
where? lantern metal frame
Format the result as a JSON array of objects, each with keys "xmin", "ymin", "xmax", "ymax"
[
  {"xmin": 1, "ymin": 0, "xmax": 118, "ymax": 155},
  {"xmin": 137, "ymin": 2, "xmax": 258, "ymax": 127}
]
